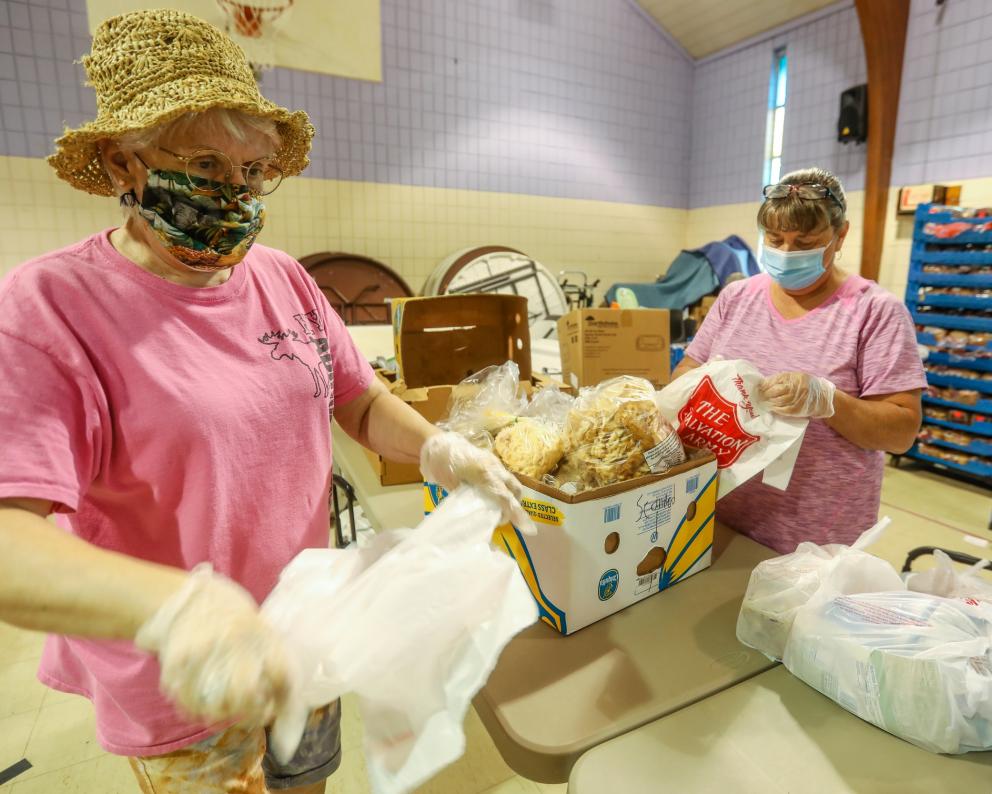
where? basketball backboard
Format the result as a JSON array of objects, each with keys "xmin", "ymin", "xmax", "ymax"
[{"xmin": 85, "ymin": 0, "xmax": 381, "ymax": 81}]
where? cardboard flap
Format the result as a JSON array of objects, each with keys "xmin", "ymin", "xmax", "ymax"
[
  {"xmin": 519, "ymin": 447, "xmax": 717, "ymax": 504},
  {"xmin": 392, "ymin": 295, "xmax": 532, "ymax": 388}
]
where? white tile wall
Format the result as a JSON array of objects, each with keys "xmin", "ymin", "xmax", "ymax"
[{"xmin": 891, "ymin": 0, "xmax": 992, "ymax": 186}]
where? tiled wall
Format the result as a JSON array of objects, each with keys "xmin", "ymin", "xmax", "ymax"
[
  {"xmin": 686, "ymin": 0, "xmax": 992, "ymax": 298},
  {"xmin": 892, "ymin": 0, "xmax": 992, "ymax": 185},
  {"xmin": 0, "ymin": 155, "xmax": 687, "ymax": 288},
  {"xmin": 0, "ymin": 0, "xmax": 693, "ymax": 208},
  {"xmin": 0, "ymin": 1, "xmax": 96, "ymax": 158},
  {"xmin": 689, "ymin": 3, "xmax": 867, "ymax": 210},
  {"xmin": 687, "ymin": 41, "xmax": 771, "ymax": 210},
  {"xmin": 778, "ymin": 6, "xmax": 866, "ymax": 191},
  {"xmin": 5, "ymin": 0, "xmax": 992, "ymax": 296}
]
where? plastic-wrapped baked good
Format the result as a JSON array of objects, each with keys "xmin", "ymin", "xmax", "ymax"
[
  {"xmin": 493, "ymin": 418, "xmax": 564, "ymax": 480},
  {"xmin": 561, "ymin": 376, "xmax": 685, "ymax": 491},
  {"xmin": 440, "ymin": 361, "xmax": 529, "ymax": 447}
]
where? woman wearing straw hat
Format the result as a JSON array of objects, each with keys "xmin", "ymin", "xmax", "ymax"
[{"xmin": 0, "ymin": 10, "xmax": 528, "ymax": 793}]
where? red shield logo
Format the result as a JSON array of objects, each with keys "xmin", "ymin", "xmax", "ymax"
[{"xmin": 677, "ymin": 375, "xmax": 759, "ymax": 469}]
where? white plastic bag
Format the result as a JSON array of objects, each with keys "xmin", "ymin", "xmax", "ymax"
[
  {"xmin": 783, "ymin": 590, "xmax": 992, "ymax": 754},
  {"xmin": 736, "ymin": 518, "xmax": 902, "ymax": 660},
  {"xmin": 262, "ymin": 488, "xmax": 538, "ymax": 794},
  {"xmin": 656, "ymin": 359, "xmax": 807, "ymax": 497},
  {"xmin": 905, "ymin": 549, "xmax": 992, "ymax": 603}
]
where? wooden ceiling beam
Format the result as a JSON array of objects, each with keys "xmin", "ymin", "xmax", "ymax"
[{"xmin": 854, "ymin": 0, "xmax": 911, "ymax": 282}]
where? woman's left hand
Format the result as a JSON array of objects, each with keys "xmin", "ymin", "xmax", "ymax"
[
  {"xmin": 420, "ymin": 432, "xmax": 536, "ymax": 533},
  {"xmin": 760, "ymin": 372, "xmax": 836, "ymax": 419}
]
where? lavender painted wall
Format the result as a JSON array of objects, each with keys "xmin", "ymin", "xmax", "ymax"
[
  {"xmin": 0, "ymin": 0, "xmax": 693, "ymax": 208},
  {"xmin": 4, "ymin": 0, "xmax": 991, "ymax": 214},
  {"xmin": 689, "ymin": 4, "xmax": 867, "ymax": 210},
  {"xmin": 892, "ymin": 0, "xmax": 992, "ymax": 186}
]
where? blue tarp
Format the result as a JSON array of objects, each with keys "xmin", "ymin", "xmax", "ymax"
[{"xmin": 604, "ymin": 235, "xmax": 759, "ymax": 309}]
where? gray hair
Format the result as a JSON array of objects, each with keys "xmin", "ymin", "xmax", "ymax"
[{"xmin": 116, "ymin": 107, "xmax": 281, "ymax": 153}]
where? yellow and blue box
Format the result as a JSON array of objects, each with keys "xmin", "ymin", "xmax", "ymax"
[{"xmin": 424, "ymin": 450, "xmax": 718, "ymax": 635}]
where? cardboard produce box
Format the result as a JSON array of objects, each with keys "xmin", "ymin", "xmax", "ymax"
[
  {"xmin": 363, "ymin": 295, "xmax": 534, "ymax": 487},
  {"xmin": 558, "ymin": 308, "xmax": 670, "ymax": 390},
  {"xmin": 391, "ymin": 294, "xmax": 531, "ymax": 388},
  {"xmin": 425, "ymin": 450, "xmax": 718, "ymax": 634}
]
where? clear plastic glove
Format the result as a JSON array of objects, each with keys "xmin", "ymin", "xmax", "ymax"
[
  {"xmin": 760, "ymin": 372, "xmax": 836, "ymax": 419},
  {"xmin": 135, "ymin": 564, "xmax": 294, "ymax": 726},
  {"xmin": 420, "ymin": 431, "xmax": 536, "ymax": 534}
]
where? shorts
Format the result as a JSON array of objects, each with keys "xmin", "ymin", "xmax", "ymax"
[{"xmin": 128, "ymin": 700, "xmax": 342, "ymax": 793}]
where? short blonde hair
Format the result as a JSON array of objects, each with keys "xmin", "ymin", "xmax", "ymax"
[
  {"xmin": 758, "ymin": 167, "xmax": 847, "ymax": 234},
  {"xmin": 115, "ymin": 107, "xmax": 281, "ymax": 153}
]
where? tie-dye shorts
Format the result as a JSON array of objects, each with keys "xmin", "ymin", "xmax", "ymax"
[{"xmin": 128, "ymin": 700, "xmax": 341, "ymax": 792}]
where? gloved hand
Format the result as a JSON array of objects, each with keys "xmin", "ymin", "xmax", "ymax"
[
  {"xmin": 420, "ymin": 431, "xmax": 536, "ymax": 534},
  {"xmin": 759, "ymin": 372, "xmax": 836, "ymax": 419},
  {"xmin": 136, "ymin": 564, "xmax": 295, "ymax": 726}
]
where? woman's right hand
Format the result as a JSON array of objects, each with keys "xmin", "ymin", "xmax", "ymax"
[{"xmin": 135, "ymin": 565, "xmax": 293, "ymax": 727}]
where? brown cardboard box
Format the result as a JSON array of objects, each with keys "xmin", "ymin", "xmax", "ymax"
[
  {"xmin": 361, "ymin": 370, "xmax": 451, "ymax": 487},
  {"xmin": 391, "ymin": 294, "xmax": 531, "ymax": 388},
  {"xmin": 365, "ymin": 371, "xmax": 573, "ymax": 487},
  {"xmin": 365, "ymin": 295, "xmax": 536, "ymax": 486},
  {"xmin": 558, "ymin": 308, "xmax": 670, "ymax": 390},
  {"xmin": 690, "ymin": 295, "xmax": 717, "ymax": 328}
]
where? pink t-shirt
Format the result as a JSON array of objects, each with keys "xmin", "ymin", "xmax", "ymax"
[
  {"xmin": 0, "ymin": 229, "xmax": 374, "ymax": 755},
  {"xmin": 686, "ymin": 273, "xmax": 926, "ymax": 554}
]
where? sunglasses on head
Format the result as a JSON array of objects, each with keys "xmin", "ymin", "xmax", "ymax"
[{"xmin": 762, "ymin": 183, "xmax": 844, "ymax": 211}]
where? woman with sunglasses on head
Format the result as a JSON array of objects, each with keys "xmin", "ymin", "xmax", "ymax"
[
  {"xmin": 673, "ymin": 168, "xmax": 925, "ymax": 554},
  {"xmin": 0, "ymin": 10, "xmax": 527, "ymax": 794}
]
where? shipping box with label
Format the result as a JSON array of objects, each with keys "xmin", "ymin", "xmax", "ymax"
[
  {"xmin": 425, "ymin": 450, "xmax": 718, "ymax": 634},
  {"xmin": 558, "ymin": 308, "xmax": 670, "ymax": 390}
]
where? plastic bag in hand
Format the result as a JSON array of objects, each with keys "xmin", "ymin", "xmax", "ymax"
[
  {"xmin": 261, "ymin": 488, "xmax": 538, "ymax": 794},
  {"xmin": 905, "ymin": 549, "xmax": 992, "ymax": 604},
  {"xmin": 656, "ymin": 359, "xmax": 807, "ymax": 497},
  {"xmin": 736, "ymin": 518, "xmax": 903, "ymax": 660},
  {"xmin": 784, "ymin": 590, "xmax": 992, "ymax": 754}
]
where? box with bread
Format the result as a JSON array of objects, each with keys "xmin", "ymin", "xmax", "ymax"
[{"xmin": 425, "ymin": 361, "xmax": 717, "ymax": 635}]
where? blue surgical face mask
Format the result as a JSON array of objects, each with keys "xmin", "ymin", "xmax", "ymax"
[{"xmin": 759, "ymin": 236, "xmax": 836, "ymax": 291}]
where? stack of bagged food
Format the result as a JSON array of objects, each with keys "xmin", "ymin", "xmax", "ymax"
[
  {"xmin": 737, "ymin": 520, "xmax": 992, "ymax": 754},
  {"xmin": 439, "ymin": 361, "xmax": 687, "ymax": 494}
]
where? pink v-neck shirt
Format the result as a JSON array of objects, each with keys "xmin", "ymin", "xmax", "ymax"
[
  {"xmin": 686, "ymin": 273, "xmax": 926, "ymax": 553},
  {"xmin": 0, "ymin": 230, "xmax": 374, "ymax": 755}
]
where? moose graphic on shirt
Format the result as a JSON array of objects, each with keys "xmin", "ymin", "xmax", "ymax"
[{"xmin": 258, "ymin": 310, "xmax": 335, "ymax": 402}]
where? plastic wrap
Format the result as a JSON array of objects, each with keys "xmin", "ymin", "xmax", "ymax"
[
  {"xmin": 263, "ymin": 488, "xmax": 538, "ymax": 793},
  {"xmin": 521, "ymin": 384, "xmax": 574, "ymax": 429},
  {"xmin": 784, "ymin": 591, "xmax": 992, "ymax": 754},
  {"xmin": 559, "ymin": 376, "xmax": 685, "ymax": 492},
  {"xmin": 905, "ymin": 549, "xmax": 992, "ymax": 603},
  {"xmin": 439, "ymin": 361, "xmax": 528, "ymax": 447},
  {"xmin": 736, "ymin": 518, "xmax": 902, "ymax": 660}
]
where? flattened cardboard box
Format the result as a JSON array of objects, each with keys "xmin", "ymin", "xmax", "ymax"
[
  {"xmin": 425, "ymin": 450, "xmax": 718, "ymax": 634},
  {"xmin": 558, "ymin": 308, "xmax": 670, "ymax": 390}
]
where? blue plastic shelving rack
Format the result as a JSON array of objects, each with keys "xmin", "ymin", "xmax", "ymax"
[{"xmin": 904, "ymin": 203, "xmax": 992, "ymax": 487}]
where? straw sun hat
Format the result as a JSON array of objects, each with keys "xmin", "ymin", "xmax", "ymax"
[{"xmin": 48, "ymin": 8, "xmax": 314, "ymax": 197}]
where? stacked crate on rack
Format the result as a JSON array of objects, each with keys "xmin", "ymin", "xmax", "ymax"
[{"xmin": 906, "ymin": 203, "xmax": 992, "ymax": 485}]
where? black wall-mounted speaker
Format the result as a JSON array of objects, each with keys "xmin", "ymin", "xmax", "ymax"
[{"xmin": 838, "ymin": 84, "xmax": 868, "ymax": 143}]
